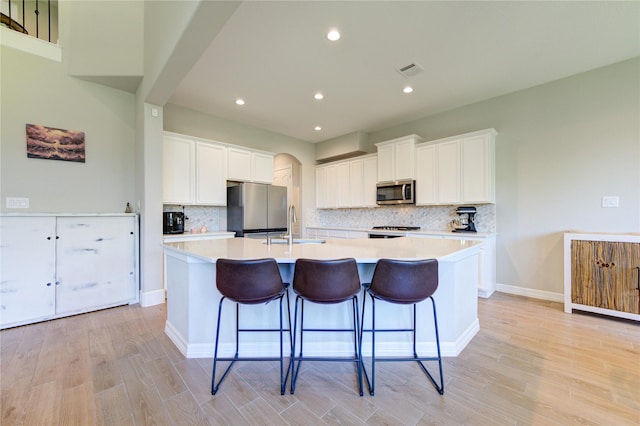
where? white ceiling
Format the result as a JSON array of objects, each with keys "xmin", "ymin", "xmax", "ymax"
[{"xmin": 168, "ymin": 1, "xmax": 640, "ymax": 143}]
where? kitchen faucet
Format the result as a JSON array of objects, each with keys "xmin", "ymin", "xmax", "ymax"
[{"xmin": 282, "ymin": 204, "xmax": 297, "ymax": 245}]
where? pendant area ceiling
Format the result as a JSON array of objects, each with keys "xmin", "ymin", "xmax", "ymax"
[{"xmin": 168, "ymin": 1, "xmax": 640, "ymax": 143}]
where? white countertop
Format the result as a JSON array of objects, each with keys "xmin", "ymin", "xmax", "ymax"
[
  {"xmin": 162, "ymin": 231, "xmax": 235, "ymax": 242},
  {"xmin": 163, "ymin": 236, "xmax": 483, "ymax": 264}
]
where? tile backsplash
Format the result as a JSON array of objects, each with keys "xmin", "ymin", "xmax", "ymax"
[
  {"xmin": 307, "ymin": 204, "xmax": 496, "ymax": 233},
  {"xmin": 165, "ymin": 204, "xmax": 496, "ymax": 234},
  {"xmin": 164, "ymin": 205, "xmax": 227, "ymax": 233}
]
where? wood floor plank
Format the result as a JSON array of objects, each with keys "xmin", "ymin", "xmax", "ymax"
[
  {"xmin": 59, "ymin": 382, "xmax": 96, "ymax": 425},
  {"xmin": 95, "ymin": 384, "xmax": 135, "ymax": 426},
  {"xmin": 22, "ymin": 379, "xmax": 61, "ymax": 426},
  {"xmin": 0, "ymin": 293, "xmax": 637, "ymax": 425}
]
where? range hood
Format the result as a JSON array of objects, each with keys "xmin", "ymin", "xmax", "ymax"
[{"xmin": 315, "ymin": 131, "xmax": 371, "ymax": 163}]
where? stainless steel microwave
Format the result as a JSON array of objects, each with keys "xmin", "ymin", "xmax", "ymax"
[{"xmin": 376, "ymin": 179, "xmax": 415, "ymax": 205}]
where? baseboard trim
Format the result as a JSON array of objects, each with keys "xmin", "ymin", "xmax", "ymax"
[
  {"xmin": 140, "ymin": 289, "xmax": 166, "ymax": 307},
  {"xmin": 496, "ymin": 284, "xmax": 563, "ymax": 302}
]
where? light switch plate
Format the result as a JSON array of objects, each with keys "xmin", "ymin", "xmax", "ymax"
[
  {"xmin": 602, "ymin": 196, "xmax": 619, "ymax": 208},
  {"xmin": 6, "ymin": 197, "xmax": 29, "ymax": 208}
]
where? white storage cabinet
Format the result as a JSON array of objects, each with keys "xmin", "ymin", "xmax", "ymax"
[
  {"xmin": 163, "ymin": 132, "xmax": 228, "ymax": 206},
  {"xmin": 415, "ymin": 128, "xmax": 496, "ymax": 205},
  {"xmin": 228, "ymin": 147, "xmax": 274, "ymax": 184},
  {"xmin": 315, "ymin": 154, "xmax": 377, "ymax": 209},
  {"xmin": 0, "ymin": 215, "xmax": 139, "ymax": 329},
  {"xmin": 375, "ymin": 135, "xmax": 423, "ymax": 182}
]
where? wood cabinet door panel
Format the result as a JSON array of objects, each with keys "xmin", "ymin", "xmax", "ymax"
[{"xmin": 571, "ymin": 240, "xmax": 640, "ymax": 314}]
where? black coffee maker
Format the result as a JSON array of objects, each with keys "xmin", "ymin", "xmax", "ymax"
[
  {"xmin": 452, "ymin": 206, "xmax": 477, "ymax": 233},
  {"xmin": 163, "ymin": 212, "xmax": 185, "ymax": 234}
]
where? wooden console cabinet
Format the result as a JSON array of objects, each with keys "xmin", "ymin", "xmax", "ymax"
[{"xmin": 564, "ymin": 232, "xmax": 639, "ymax": 321}]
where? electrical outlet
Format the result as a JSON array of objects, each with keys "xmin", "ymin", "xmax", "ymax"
[
  {"xmin": 602, "ymin": 196, "xmax": 619, "ymax": 208},
  {"xmin": 6, "ymin": 197, "xmax": 29, "ymax": 209}
]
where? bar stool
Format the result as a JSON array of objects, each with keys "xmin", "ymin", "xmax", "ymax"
[
  {"xmin": 360, "ymin": 258, "xmax": 444, "ymax": 395},
  {"xmin": 290, "ymin": 258, "xmax": 363, "ymax": 396},
  {"xmin": 212, "ymin": 258, "xmax": 292, "ymax": 395}
]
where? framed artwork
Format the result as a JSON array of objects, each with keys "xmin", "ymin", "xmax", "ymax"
[{"xmin": 26, "ymin": 124, "xmax": 85, "ymax": 163}]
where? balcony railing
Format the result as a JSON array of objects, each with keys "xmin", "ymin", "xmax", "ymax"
[{"xmin": 1, "ymin": 0, "xmax": 57, "ymax": 43}]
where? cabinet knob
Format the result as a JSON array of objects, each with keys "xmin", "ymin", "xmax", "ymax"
[
  {"xmin": 47, "ymin": 236, "xmax": 51, "ymax": 240},
  {"xmin": 46, "ymin": 282, "xmax": 52, "ymax": 286},
  {"xmin": 130, "ymin": 232, "xmax": 134, "ymax": 235}
]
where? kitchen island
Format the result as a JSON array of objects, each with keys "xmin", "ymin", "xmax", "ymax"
[{"xmin": 163, "ymin": 236, "xmax": 483, "ymax": 358}]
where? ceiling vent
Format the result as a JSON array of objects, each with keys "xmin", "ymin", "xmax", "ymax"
[{"xmin": 396, "ymin": 62, "xmax": 423, "ymax": 78}]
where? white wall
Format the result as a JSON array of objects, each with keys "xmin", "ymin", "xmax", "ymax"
[
  {"xmin": 0, "ymin": 45, "xmax": 136, "ymax": 214},
  {"xmin": 368, "ymin": 58, "xmax": 640, "ymax": 296}
]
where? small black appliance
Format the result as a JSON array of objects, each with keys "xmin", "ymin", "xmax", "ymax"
[
  {"xmin": 452, "ymin": 206, "xmax": 477, "ymax": 233},
  {"xmin": 163, "ymin": 212, "xmax": 185, "ymax": 234}
]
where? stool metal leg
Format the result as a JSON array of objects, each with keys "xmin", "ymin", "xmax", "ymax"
[
  {"xmin": 212, "ymin": 297, "xmax": 236, "ymax": 395},
  {"xmin": 212, "ymin": 293, "xmax": 293, "ymax": 396},
  {"xmin": 291, "ymin": 296, "xmax": 363, "ymax": 396},
  {"xmin": 361, "ymin": 293, "xmax": 444, "ymax": 396}
]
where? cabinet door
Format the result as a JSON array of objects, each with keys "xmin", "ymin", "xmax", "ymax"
[
  {"xmin": 462, "ymin": 134, "xmax": 494, "ymax": 203},
  {"xmin": 252, "ymin": 152, "xmax": 274, "ymax": 184},
  {"xmin": 0, "ymin": 217, "xmax": 56, "ymax": 327},
  {"xmin": 315, "ymin": 167, "xmax": 327, "ymax": 208},
  {"xmin": 571, "ymin": 240, "xmax": 640, "ymax": 314},
  {"xmin": 393, "ymin": 138, "xmax": 415, "ymax": 181},
  {"xmin": 437, "ymin": 139, "xmax": 461, "ymax": 204},
  {"xmin": 415, "ymin": 145, "xmax": 437, "ymax": 205},
  {"xmin": 349, "ymin": 159, "xmax": 364, "ymax": 207},
  {"xmin": 376, "ymin": 144, "xmax": 394, "ymax": 183},
  {"xmin": 163, "ymin": 135, "xmax": 195, "ymax": 204},
  {"xmin": 55, "ymin": 217, "xmax": 137, "ymax": 315},
  {"xmin": 196, "ymin": 142, "xmax": 227, "ymax": 205},
  {"xmin": 227, "ymin": 147, "xmax": 252, "ymax": 181},
  {"xmin": 325, "ymin": 164, "xmax": 338, "ymax": 208},
  {"xmin": 337, "ymin": 162, "xmax": 351, "ymax": 207},
  {"xmin": 363, "ymin": 156, "xmax": 378, "ymax": 207}
]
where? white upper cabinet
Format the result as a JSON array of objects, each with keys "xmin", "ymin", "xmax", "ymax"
[
  {"xmin": 362, "ymin": 155, "xmax": 378, "ymax": 207},
  {"xmin": 163, "ymin": 132, "xmax": 228, "ymax": 206},
  {"xmin": 375, "ymin": 135, "xmax": 423, "ymax": 182},
  {"xmin": 228, "ymin": 147, "xmax": 274, "ymax": 184},
  {"xmin": 163, "ymin": 133, "xmax": 196, "ymax": 204},
  {"xmin": 415, "ymin": 144, "xmax": 437, "ymax": 205},
  {"xmin": 315, "ymin": 166, "xmax": 327, "ymax": 208},
  {"xmin": 315, "ymin": 154, "xmax": 377, "ymax": 209},
  {"xmin": 196, "ymin": 142, "xmax": 227, "ymax": 205},
  {"xmin": 462, "ymin": 133, "xmax": 495, "ymax": 203},
  {"xmin": 437, "ymin": 139, "xmax": 462, "ymax": 204},
  {"xmin": 415, "ymin": 128, "xmax": 496, "ymax": 205}
]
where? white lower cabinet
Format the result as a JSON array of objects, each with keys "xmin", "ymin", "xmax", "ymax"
[{"xmin": 0, "ymin": 215, "xmax": 139, "ymax": 329}]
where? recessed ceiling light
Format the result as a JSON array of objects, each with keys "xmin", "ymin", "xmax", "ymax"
[
  {"xmin": 314, "ymin": 93, "xmax": 324, "ymax": 100},
  {"xmin": 402, "ymin": 86, "xmax": 414, "ymax": 94},
  {"xmin": 327, "ymin": 30, "xmax": 340, "ymax": 41},
  {"xmin": 235, "ymin": 98, "xmax": 245, "ymax": 106},
  {"xmin": 314, "ymin": 126, "xmax": 322, "ymax": 131}
]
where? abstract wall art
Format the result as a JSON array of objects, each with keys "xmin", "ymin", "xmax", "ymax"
[{"xmin": 26, "ymin": 124, "xmax": 86, "ymax": 163}]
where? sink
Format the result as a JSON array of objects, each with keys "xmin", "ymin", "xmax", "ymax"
[{"xmin": 263, "ymin": 238, "xmax": 326, "ymax": 245}]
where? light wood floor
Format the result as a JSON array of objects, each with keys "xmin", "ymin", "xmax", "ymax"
[{"xmin": 1, "ymin": 293, "xmax": 638, "ymax": 425}]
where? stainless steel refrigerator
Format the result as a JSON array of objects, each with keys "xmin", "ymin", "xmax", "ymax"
[{"xmin": 227, "ymin": 182, "xmax": 288, "ymax": 237}]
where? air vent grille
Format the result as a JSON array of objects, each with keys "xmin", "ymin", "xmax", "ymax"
[{"xmin": 396, "ymin": 62, "xmax": 423, "ymax": 78}]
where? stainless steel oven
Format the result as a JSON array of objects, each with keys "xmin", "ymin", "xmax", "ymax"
[{"xmin": 376, "ymin": 179, "xmax": 415, "ymax": 205}]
